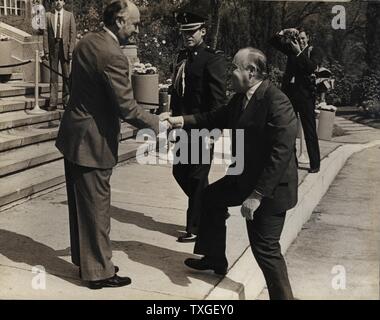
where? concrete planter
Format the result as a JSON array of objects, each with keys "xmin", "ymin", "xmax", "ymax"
[
  {"xmin": 317, "ymin": 108, "xmax": 336, "ymax": 141},
  {"xmin": 131, "ymin": 73, "xmax": 159, "ymax": 105},
  {"xmin": 0, "ymin": 40, "xmax": 13, "ymax": 80}
]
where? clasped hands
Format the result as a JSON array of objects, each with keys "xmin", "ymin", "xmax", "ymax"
[{"xmin": 158, "ymin": 112, "xmax": 184, "ymax": 130}]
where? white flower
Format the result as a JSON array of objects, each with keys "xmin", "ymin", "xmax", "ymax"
[{"xmin": 162, "ymin": 40, "xmax": 166, "ymax": 44}]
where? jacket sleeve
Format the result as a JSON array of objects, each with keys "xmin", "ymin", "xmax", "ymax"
[
  {"xmin": 182, "ymin": 96, "xmax": 234, "ymax": 130},
  {"xmin": 69, "ymin": 13, "xmax": 77, "ymax": 55},
  {"xmin": 295, "ymin": 46, "xmax": 323, "ymax": 75},
  {"xmin": 269, "ymin": 33, "xmax": 293, "ymax": 56},
  {"xmin": 205, "ymin": 54, "xmax": 227, "ymax": 111},
  {"xmin": 253, "ymin": 89, "xmax": 298, "ymax": 198},
  {"xmin": 103, "ymin": 54, "xmax": 159, "ymax": 134}
]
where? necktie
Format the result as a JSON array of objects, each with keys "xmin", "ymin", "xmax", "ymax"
[
  {"xmin": 241, "ymin": 95, "xmax": 248, "ymax": 112},
  {"xmin": 56, "ymin": 12, "xmax": 61, "ymax": 39}
]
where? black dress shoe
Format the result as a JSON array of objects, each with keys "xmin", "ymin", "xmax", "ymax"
[
  {"xmin": 79, "ymin": 266, "xmax": 119, "ymax": 278},
  {"xmin": 88, "ymin": 274, "xmax": 131, "ymax": 290},
  {"xmin": 308, "ymin": 167, "xmax": 320, "ymax": 173},
  {"xmin": 177, "ymin": 233, "xmax": 197, "ymax": 243},
  {"xmin": 184, "ymin": 257, "xmax": 228, "ymax": 275}
]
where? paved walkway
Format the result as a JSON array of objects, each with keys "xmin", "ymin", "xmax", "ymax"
[
  {"xmin": 0, "ymin": 138, "xmax": 340, "ymax": 299},
  {"xmin": 0, "ymin": 117, "xmax": 379, "ymax": 299},
  {"xmin": 259, "ymin": 146, "xmax": 380, "ymax": 300}
]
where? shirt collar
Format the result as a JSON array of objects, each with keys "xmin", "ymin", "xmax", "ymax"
[
  {"xmin": 103, "ymin": 26, "xmax": 120, "ymax": 45},
  {"xmin": 245, "ymin": 80, "xmax": 263, "ymax": 102}
]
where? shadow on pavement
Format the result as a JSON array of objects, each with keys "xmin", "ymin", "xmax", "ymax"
[
  {"xmin": 110, "ymin": 205, "xmax": 185, "ymax": 238},
  {"xmin": 0, "ymin": 229, "xmax": 82, "ymax": 287},
  {"xmin": 112, "ymin": 240, "xmax": 246, "ymax": 299}
]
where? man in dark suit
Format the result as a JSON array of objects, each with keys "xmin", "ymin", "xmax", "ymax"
[
  {"xmin": 270, "ymin": 28, "xmax": 323, "ymax": 173},
  {"xmin": 165, "ymin": 48, "xmax": 298, "ymax": 300},
  {"xmin": 170, "ymin": 5, "xmax": 227, "ymax": 242},
  {"xmin": 43, "ymin": 0, "xmax": 76, "ymax": 110},
  {"xmin": 56, "ymin": 0, "xmax": 166, "ymax": 289}
]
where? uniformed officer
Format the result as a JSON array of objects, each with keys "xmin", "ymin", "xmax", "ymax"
[{"xmin": 170, "ymin": 6, "xmax": 227, "ymax": 242}]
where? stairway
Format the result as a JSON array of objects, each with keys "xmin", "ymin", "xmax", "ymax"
[{"xmin": 0, "ymin": 80, "xmax": 147, "ymax": 211}]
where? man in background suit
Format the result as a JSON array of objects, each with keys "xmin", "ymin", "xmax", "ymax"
[
  {"xmin": 270, "ymin": 28, "xmax": 323, "ymax": 173},
  {"xmin": 170, "ymin": 4, "xmax": 227, "ymax": 242},
  {"xmin": 165, "ymin": 48, "xmax": 298, "ymax": 300},
  {"xmin": 56, "ymin": 0, "xmax": 167, "ymax": 289},
  {"xmin": 43, "ymin": 0, "xmax": 76, "ymax": 110}
]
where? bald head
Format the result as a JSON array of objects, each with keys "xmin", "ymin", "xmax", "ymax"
[
  {"xmin": 233, "ymin": 47, "xmax": 267, "ymax": 80},
  {"xmin": 103, "ymin": 0, "xmax": 140, "ymax": 44},
  {"xmin": 103, "ymin": 0, "xmax": 139, "ymax": 27},
  {"xmin": 231, "ymin": 47, "xmax": 267, "ymax": 93}
]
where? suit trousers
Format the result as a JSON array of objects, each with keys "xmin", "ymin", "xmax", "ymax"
[
  {"xmin": 64, "ymin": 159, "xmax": 115, "ymax": 281},
  {"xmin": 194, "ymin": 175, "xmax": 294, "ymax": 300},
  {"xmin": 49, "ymin": 39, "xmax": 70, "ymax": 108},
  {"xmin": 287, "ymin": 87, "xmax": 320, "ymax": 169},
  {"xmin": 172, "ymin": 142, "xmax": 213, "ymax": 235}
]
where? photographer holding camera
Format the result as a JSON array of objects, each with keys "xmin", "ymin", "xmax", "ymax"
[{"xmin": 270, "ymin": 28, "xmax": 323, "ymax": 173}]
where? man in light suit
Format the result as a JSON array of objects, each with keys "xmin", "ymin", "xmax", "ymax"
[
  {"xmin": 56, "ymin": 0, "xmax": 167, "ymax": 289},
  {"xmin": 165, "ymin": 48, "xmax": 298, "ymax": 300},
  {"xmin": 43, "ymin": 0, "xmax": 76, "ymax": 110}
]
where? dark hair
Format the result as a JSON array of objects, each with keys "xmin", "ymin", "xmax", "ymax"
[
  {"xmin": 297, "ymin": 27, "xmax": 312, "ymax": 41},
  {"xmin": 103, "ymin": 0, "xmax": 128, "ymax": 27}
]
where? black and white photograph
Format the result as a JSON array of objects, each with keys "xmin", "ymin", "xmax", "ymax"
[{"xmin": 0, "ymin": 0, "xmax": 379, "ymax": 305}]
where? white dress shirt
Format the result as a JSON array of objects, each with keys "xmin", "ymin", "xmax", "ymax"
[
  {"xmin": 243, "ymin": 80, "xmax": 263, "ymax": 109},
  {"xmin": 54, "ymin": 9, "xmax": 64, "ymax": 39}
]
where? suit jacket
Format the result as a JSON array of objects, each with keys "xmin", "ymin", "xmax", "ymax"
[
  {"xmin": 56, "ymin": 30, "xmax": 159, "ymax": 169},
  {"xmin": 183, "ymin": 80, "xmax": 298, "ymax": 213},
  {"xmin": 270, "ymin": 33, "xmax": 323, "ymax": 99},
  {"xmin": 170, "ymin": 42, "xmax": 227, "ymax": 116},
  {"xmin": 43, "ymin": 9, "xmax": 77, "ymax": 60}
]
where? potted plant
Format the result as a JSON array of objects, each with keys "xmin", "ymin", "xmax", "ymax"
[
  {"xmin": 0, "ymin": 34, "xmax": 13, "ymax": 82},
  {"xmin": 131, "ymin": 62, "xmax": 159, "ymax": 107}
]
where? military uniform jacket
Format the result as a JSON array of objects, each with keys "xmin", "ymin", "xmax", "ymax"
[{"xmin": 170, "ymin": 42, "xmax": 227, "ymax": 116}]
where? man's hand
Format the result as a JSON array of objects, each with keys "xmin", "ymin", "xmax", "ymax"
[
  {"xmin": 68, "ymin": 53, "xmax": 73, "ymax": 61},
  {"xmin": 159, "ymin": 119, "xmax": 171, "ymax": 131},
  {"xmin": 167, "ymin": 116, "xmax": 184, "ymax": 128},
  {"xmin": 290, "ymin": 40, "xmax": 302, "ymax": 55},
  {"xmin": 159, "ymin": 112, "xmax": 171, "ymax": 122},
  {"xmin": 241, "ymin": 192, "xmax": 263, "ymax": 221}
]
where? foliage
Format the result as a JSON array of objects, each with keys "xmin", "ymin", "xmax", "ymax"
[{"xmin": 51, "ymin": 0, "xmax": 379, "ymax": 108}]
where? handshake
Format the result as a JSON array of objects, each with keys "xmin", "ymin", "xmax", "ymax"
[{"xmin": 158, "ymin": 112, "xmax": 184, "ymax": 130}]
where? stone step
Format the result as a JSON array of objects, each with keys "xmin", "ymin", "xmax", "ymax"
[
  {"xmin": 0, "ymin": 93, "xmax": 62, "ymax": 113},
  {"xmin": 0, "ymin": 141, "xmax": 62, "ymax": 177},
  {"xmin": 0, "ymin": 122, "xmax": 137, "ymax": 153},
  {"xmin": 0, "ymin": 83, "xmax": 62, "ymax": 98},
  {"xmin": 9, "ymin": 73, "xmax": 24, "ymax": 82},
  {"xmin": 0, "ymin": 139, "xmax": 146, "ymax": 209},
  {"xmin": 0, "ymin": 110, "xmax": 64, "ymax": 131}
]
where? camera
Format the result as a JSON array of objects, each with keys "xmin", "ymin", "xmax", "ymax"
[{"xmin": 283, "ymin": 28, "xmax": 300, "ymax": 43}]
